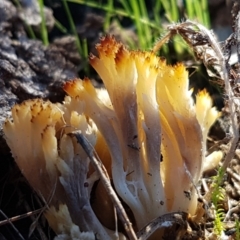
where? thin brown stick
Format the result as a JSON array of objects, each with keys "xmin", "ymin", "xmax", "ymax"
[
  {"xmin": 0, "ymin": 210, "xmax": 26, "ymax": 240},
  {"xmin": 0, "ymin": 208, "xmax": 42, "ymax": 226}
]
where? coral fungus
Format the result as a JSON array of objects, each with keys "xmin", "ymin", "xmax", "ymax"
[{"xmin": 3, "ymin": 36, "xmax": 220, "ymax": 239}]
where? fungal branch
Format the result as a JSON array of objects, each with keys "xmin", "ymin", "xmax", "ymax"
[{"xmin": 153, "ymin": 20, "xmax": 240, "ymax": 173}]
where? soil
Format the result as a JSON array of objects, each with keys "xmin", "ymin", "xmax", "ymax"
[{"xmin": 0, "ymin": 0, "xmax": 239, "ymax": 239}]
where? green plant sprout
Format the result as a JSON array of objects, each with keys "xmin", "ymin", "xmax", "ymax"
[
  {"xmin": 211, "ymin": 167, "xmax": 226, "ymax": 236},
  {"xmin": 236, "ymin": 219, "xmax": 240, "ymax": 240}
]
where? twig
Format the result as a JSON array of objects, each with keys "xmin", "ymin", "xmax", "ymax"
[
  {"xmin": 0, "ymin": 208, "xmax": 42, "ymax": 227},
  {"xmin": 219, "ymin": 161, "xmax": 240, "ymax": 182},
  {"xmin": 69, "ymin": 131, "xmax": 138, "ymax": 240},
  {"xmin": 27, "ymin": 178, "xmax": 57, "ymax": 238},
  {"xmin": 224, "ymin": 202, "xmax": 240, "ymax": 221},
  {"xmin": 0, "ymin": 210, "xmax": 25, "ymax": 240},
  {"xmin": 136, "ymin": 212, "xmax": 188, "ymax": 240}
]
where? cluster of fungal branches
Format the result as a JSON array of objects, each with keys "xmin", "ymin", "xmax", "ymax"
[{"xmin": 2, "ymin": 1, "xmax": 240, "ymax": 240}]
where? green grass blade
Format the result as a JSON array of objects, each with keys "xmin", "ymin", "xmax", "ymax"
[
  {"xmin": 139, "ymin": 0, "xmax": 152, "ymax": 48},
  {"xmin": 185, "ymin": 0, "xmax": 194, "ymax": 20},
  {"xmin": 201, "ymin": 0, "xmax": 210, "ymax": 27},
  {"xmin": 236, "ymin": 220, "xmax": 240, "ymax": 240},
  {"xmin": 170, "ymin": 0, "xmax": 179, "ymax": 21},
  {"xmin": 119, "ymin": 0, "xmax": 131, "ymax": 15},
  {"xmin": 82, "ymin": 38, "xmax": 89, "ymax": 74},
  {"xmin": 38, "ymin": 0, "xmax": 49, "ymax": 45},
  {"xmin": 128, "ymin": 1, "xmax": 144, "ymax": 48},
  {"xmin": 152, "ymin": 0, "xmax": 162, "ymax": 25},
  {"xmin": 104, "ymin": 0, "xmax": 114, "ymax": 31},
  {"xmin": 186, "ymin": 0, "xmax": 210, "ymax": 27},
  {"xmin": 193, "ymin": 1, "xmax": 204, "ymax": 23},
  {"xmin": 13, "ymin": 0, "xmax": 36, "ymax": 39},
  {"xmin": 62, "ymin": 0, "xmax": 83, "ymax": 55},
  {"xmin": 54, "ymin": 18, "xmax": 68, "ymax": 33},
  {"xmin": 160, "ymin": 1, "xmax": 170, "ymax": 20}
]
